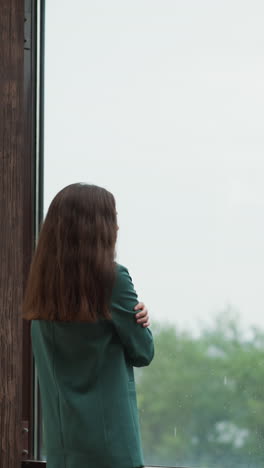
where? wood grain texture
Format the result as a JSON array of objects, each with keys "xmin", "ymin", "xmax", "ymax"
[{"xmin": 0, "ymin": 0, "xmax": 25, "ymax": 466}]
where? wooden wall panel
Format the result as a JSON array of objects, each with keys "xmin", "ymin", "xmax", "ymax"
[{"xmin": 0, "ymin": 1, "xmax": 25, "ymax": 466}]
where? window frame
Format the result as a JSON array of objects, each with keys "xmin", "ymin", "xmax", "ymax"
[{"xmin": 22, "ymin": 0, "xmax": 45, "ymax": 463}]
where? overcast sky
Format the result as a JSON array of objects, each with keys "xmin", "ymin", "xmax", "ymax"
[{"xmin": 44, "ymin": 0, "xmax": 264, "ymax": 334}]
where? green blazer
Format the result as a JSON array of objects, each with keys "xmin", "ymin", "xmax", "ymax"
[{"xmin": 31, "ymin": 263, "xmax": 154, "ymax": 468}]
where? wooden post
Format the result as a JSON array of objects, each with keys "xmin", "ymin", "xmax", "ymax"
[{"xmin": 0, "ymin": 0, "xmax": 25, "ymax": 466}]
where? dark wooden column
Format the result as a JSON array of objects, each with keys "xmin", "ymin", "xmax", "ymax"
[{"xmin": 0, "ymin": 1, "xmax": 26, "ymax": 467}]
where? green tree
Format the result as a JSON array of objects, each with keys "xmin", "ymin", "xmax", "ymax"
[{"xmin": 136, "ymin": 309, "xmax": 264, "ymax": 468}]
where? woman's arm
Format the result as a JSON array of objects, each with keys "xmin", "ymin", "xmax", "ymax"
[
  {"xmin": 134, "ymin": 302, "xmax": 150, "ymax": 327},
  {"xmin": 110, "ymin": 264, "xmax": 154, "ymax": 367}
]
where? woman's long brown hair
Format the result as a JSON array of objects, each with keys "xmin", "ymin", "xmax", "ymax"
[{"xmin": 22, "ymin": 183, "xmax": 118, "ymax": 322}]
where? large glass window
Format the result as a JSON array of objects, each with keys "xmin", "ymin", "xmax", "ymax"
[{"xmin": 41, "ymin": 1, "xmax": 264, "ymax": 466}]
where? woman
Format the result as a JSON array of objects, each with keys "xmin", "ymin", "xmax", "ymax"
[{"xmin": 23, "ymin": 182, "xmax": 154, "ymax": 468}]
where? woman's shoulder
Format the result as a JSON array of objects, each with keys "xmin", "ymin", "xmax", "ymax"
[
  {"xmin": 112, "ymin": 262, "xmax": 134, "ymax": 297},
  {"xmin": 114, "ymin": 262, "xmax": 129, "ymax": 274},
  {"xmin": 113, "ymin": 262, "xmax": 132, "ymax": 282}
]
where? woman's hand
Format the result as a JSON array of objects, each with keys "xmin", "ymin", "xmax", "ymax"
[{"xmin": 134, "ymin": 302, "xmax": 150, "ymax": 327}]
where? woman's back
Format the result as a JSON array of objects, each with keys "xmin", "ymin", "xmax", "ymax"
[{"xmin": 31, "ymin": 263, "xmax": 154, "ymax": 468}]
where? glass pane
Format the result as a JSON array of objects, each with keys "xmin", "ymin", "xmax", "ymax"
[{"xmin": 41, "ymin": 1, "xmax": 264, "ymax": 467}]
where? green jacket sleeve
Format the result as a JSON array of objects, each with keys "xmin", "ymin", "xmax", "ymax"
[{"xmin": 110, "ymin": 264, "xmax": 154, "ymax": 367}]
